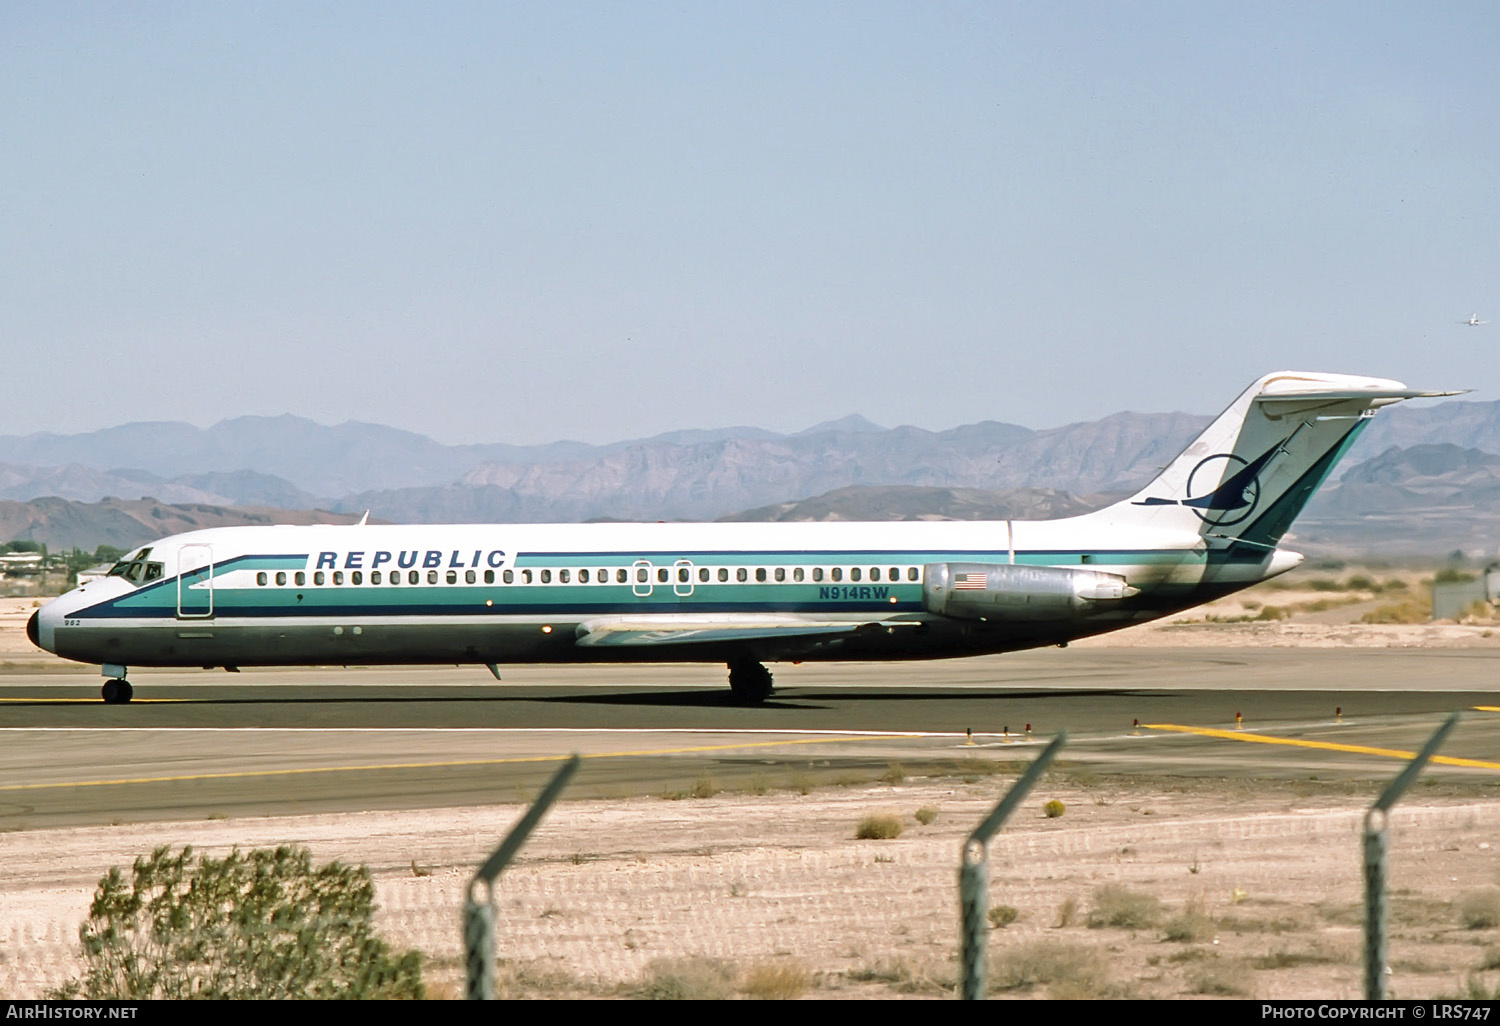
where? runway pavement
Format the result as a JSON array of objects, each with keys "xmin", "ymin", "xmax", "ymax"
[{"xmin": 3, "ymin": 647, "xmax": 1500, "ymax": 828}]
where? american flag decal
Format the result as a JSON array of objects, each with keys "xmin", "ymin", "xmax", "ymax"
[{"xmin": 953, "ymin": 572, "xmax": 988, "ymax": 590}]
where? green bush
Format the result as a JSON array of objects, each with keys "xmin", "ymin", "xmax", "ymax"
[
  {"xmin": 57, "ymin": 845, "xmax": 423, "ymax": 1000},
  {"xmin": 1043, "ymin": 799, "xmax": 1066, "ymax": 818}
]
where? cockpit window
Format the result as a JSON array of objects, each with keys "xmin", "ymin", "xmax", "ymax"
[{"xmin": 106, "ymin": 548, "xmax": 163, "ymax": 586}]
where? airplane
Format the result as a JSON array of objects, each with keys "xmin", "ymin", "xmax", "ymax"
[
  {"xmin": 28, "ymin": 371, "xmax": 1460, "ymax": 705},
  {"xmin": 1464, "ymin": 315, "xmax": 1489, "ymax": 326}
]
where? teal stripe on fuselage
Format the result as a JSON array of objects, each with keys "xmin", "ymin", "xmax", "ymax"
[{"xmin": 74, "ymin": 545, "xmax": 1220, "ymax": 621}]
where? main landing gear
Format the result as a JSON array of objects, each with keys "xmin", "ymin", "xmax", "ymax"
[
  {"xmin": 727, "ymin": 659, "xmax": 773, "ymax": 705},
  {"xmin": 101, "ymin": 664, "xmax": 132, "ymax": 704}
]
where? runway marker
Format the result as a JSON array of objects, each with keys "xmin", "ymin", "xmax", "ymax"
[
  {"xmin": 1144, "ymin": 723, "xmax": 1500, "ymax": 772},
  {"xmin": 0, "ymin": 732, "xmax": 926, "ymax": 794},
  {"xmin": 1474, "ymin": 706, "xmax": 1500, "ymax": 713}
]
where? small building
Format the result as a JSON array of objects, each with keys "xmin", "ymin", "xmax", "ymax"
[{"xmin": 1432, "ymin": 563, "xmax": 1500, "ymax": 621}]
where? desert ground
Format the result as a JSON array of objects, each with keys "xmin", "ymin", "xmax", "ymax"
[{"xmin": 5, "ymin": 568, "xmax": 1500, "ymax": 1000}]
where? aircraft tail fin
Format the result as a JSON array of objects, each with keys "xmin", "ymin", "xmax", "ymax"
[{"xmin": 1092, "ymin": 372, "xmax": 1462, "ymax": 548}]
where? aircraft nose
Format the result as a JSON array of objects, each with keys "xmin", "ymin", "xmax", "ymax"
[{"xmin": 26, "ymin": 610, "xmax": 40, "ymax": 650}]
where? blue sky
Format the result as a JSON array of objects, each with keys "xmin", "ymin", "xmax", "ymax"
[{"xmin": 4, "ymin": 2, "xmax": 1497, "ymax": 444}]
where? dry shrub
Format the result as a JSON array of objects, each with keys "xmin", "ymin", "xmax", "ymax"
[
  {"xmin": 1461, "ymin": 887, "xmax": 1500, "ymax": 929},
  {"xmin": 879, "ymin": 763, "xmax": 906, "ymax": 784},
  {"xmin": 691, "ymin": 774, "xmax": 720, "ymax": 799},
  {"xmin": 847, "ymin": 957, "xmax": 952, "ymax": 994},
  {"xmin": 1361, "ymin": 594, "xmax": 1432, "ymax": 624},
  {"xmin": 1043, "ymin": 799, "xmax": 1066, "ymax": 818},
  {"xmin": 1188, "ymin": 961, "xmax": 1251, "ymax": 996},
  {"xmin": 1163, "ymin": 896, "xmax": 1215, "ymax": 943},
  {"xmin": 496, "ymin": 960, "xmax": 586, "ymax": 998},
  {"xmin": 740, "ymin": 960, "xmax": 811, "ymax": 999},
  {"xmin": 855, "ymin": 814, "xmax": 903, "ymax": 840},
  {"xmin": 1252, "ymin": 944, "xmax": 1348, "ymax": 970},
  {"xmin": 1087, "ymin": 884, "xmax": 1163, "ymax": 930},
  {"xmin": 914, "ymin": 806, "xmax": 938, "ymax": 826},
  {"xmin": 989, "ymin": 940, "xmax": 1110, "ymax": 996},
  {"xmin": 1054, "ymin": 895, "xmax": 1080, "ymax": 928},
  {"xmin": 636, "ymin": 956, "xmax": 736, "ymax": 1000},
  {"xmin": 988, "ymin": 905, "xmax": 1019, "ymax": 929}
]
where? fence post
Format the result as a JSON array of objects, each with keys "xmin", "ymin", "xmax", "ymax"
[
  {"xmin": 1364, "ymin": 713, "xmax": 1459, "ymax": 1000},
  {"xmin": 464, "ymin": 754, "xmax": 581, "ymax": 999},
  {"xmin": 959, "ymin": 730, "xmax": 1068, "ymax": 1000}
]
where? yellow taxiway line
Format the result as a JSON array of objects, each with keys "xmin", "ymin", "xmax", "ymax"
[
  {"xmin": 1144, "ymin": 723, "xmax": 1500, "ymax": 772},
  {"xmin": 0, "ymin": 732, "xmax": 923, "ymax": 793}
]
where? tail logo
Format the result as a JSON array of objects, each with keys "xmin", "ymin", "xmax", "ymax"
[{"xmin": 1133, "ymin": 439, "xmax": 1288, "ymax": 527}]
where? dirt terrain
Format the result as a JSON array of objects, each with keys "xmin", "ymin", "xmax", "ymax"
[
  {"xmin": 6, "ymin": 576, "xmax": 1500, "ymax": 1000},
  {"xmin": 6, "ymin": 767, "xmax": 1500, "ymax": 1000}
]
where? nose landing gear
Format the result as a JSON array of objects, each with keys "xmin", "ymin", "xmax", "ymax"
[
  {"xmin": 100, "ymin": 664, "xmax": 132, "ymax": 704},
  {"xmin": 101, "ymin": 679, "xmax": 133, "ymax": 704}
]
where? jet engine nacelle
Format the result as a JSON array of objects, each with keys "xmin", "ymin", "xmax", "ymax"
[{"xmin": 922, "ymin": 562, "xmax": 1137, "ymax": 621}]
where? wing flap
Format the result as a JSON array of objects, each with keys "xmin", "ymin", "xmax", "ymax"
[{"xmin": 574, "ymin": 615, "xmax": 916, "ymax": 648}]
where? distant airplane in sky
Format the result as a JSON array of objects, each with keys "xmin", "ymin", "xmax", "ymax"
[{"xmin": 1463, "ymin": 314, "xmax": 1489, "ymax": 326}]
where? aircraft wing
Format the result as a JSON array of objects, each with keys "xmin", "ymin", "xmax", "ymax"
[{"xmin": 574, "ymin": 614, "xmax": 917, "ymax": 648}]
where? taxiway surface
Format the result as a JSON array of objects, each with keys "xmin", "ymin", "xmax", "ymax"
[{"xmin": 4, "ymin": 647, "xmax": 1500, "ymax": 829}]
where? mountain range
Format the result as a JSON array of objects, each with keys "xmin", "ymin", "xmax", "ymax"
[{"xmin": 2, "ymin": 399, "xmax": 1500, "ymax": 556}]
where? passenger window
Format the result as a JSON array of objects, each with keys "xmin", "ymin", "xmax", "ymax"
[
  {"xmin": 775, "ymin": 567, "xmax": 785, "ymax": 582},
  {"xmin": 889, "ymin": 567, "xmax": 899, "ymax": 580},
  {"xmin": 616, "ymin": 569, "xmax": 627, "ymax": 583},
  {"xmin": 578, "ymin": 569, "xmax": 589, "ymax": 583},
  {"xmin": 850, "ymin": 568, "xmax": 861, "ymax": 582},
  {"xmin": 466, "ymin": 570, "xmax": 476, "ymax": 584},
  {"xmin": 276, "ymin": 571, "xmax": 287, "ymax": 586},
  {"xmin": 736, "ymin": 568, "xmax": 748, "ymax": 582},
  {"xmin": 371, "ymin": 571, "xmax": 382, "ymax": 584},
  {"xmin": 540, "ymin": 569, "xmax": 552, "ymax": 584},
  {"xmin": 446, "ymin": 570, "xmax": 457, "ymax": 584},
  {"xmin": 793, "ymin": 568, "xmax": 804, "ymax": 582},
  {"xmin": 485, "ymin": 570, "xmax": 495, "ymax": 584},
  {"xmin": 559, "ymin": 569, "xmax": 570, "ymax": 584},
  {"xmin": 314, "ymin": 571, "xmax": 325, "ymax": 586},
  {"xmin": 755, "ymin": 568, "xmax": 766, "ymax": 582},
  {"xmin": 657, "ymin": 568, "xmax": 668, "ymax": 583},
  {"xmin": 812, "ymin": 568, "xmax": 823, "ymax": 582},
  {"xmin": 257, "ymin": 572, "xmax": 268, "ymax": 586},
  {"xmin": 352, "ymin": 571, "xmax": 362, "ymax": 585},
  {"xmin": 294, "ymin": 571, "xmax": 306, "ymax": 587},
  {"xmin": 831, "ymin": 568, "xmax": 842, "ymax": 582},
  {"xmin": 869, "ymin": 568, "xmax": 880, "ymax": 582},
  {"xmin": 636, "ymin": 568, "xmax": 648, "ymax": 583},
  {"xmin": 522, "ymin": 569, "xmax": 533, "ymax": 584},
  {"xmin": 502, "ymin": 569, "xmax": 513, "ymax": 584},
  {"xmin": 908, "ymin": 567, "xmax": 919, "ymax": 581},
  {"xmin": 718, "ymin": 568, "xmax": 729, "ymax": 582},
  {"xmin": 408, "ymin": 570, "xmax": 420, "ymax": 584},
  {"xmin": 333, "ymin": 571, "xmax": 344, "ymax": 585},
  {"xmin": 699, "ymin": 568, "xmax": 709, "ymax": 582}
]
